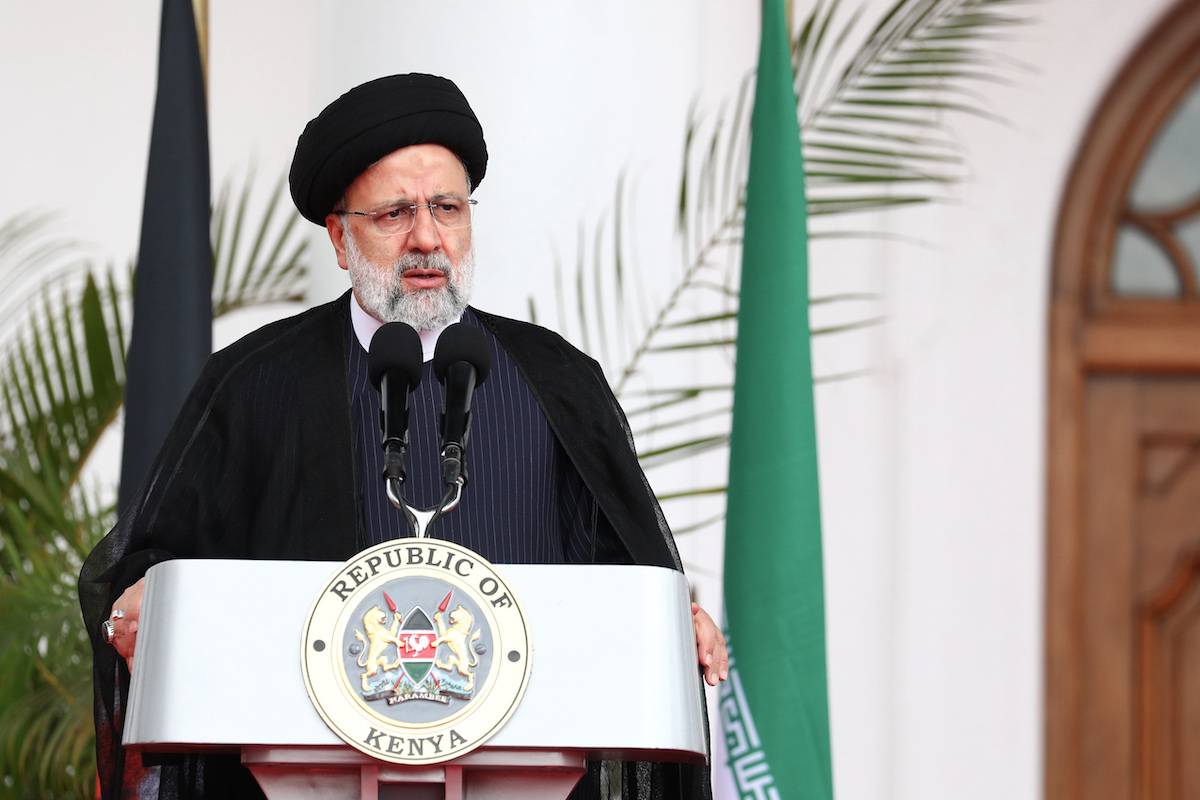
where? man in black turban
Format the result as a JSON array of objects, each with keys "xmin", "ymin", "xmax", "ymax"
[
  {"xmin": 289, "ymin": 73, "xmax": 489, "ymax": 226},
  {"xmin": 82, "ymin": 74, "xmax": 720, "ymax": 800}
]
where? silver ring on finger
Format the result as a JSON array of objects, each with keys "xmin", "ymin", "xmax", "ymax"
[
  {"xmin": 102, "ymin": 619, "xmax": 116, "ymax": 645},
  {"xmin": 111, "ymin": 609, "xmax": 126, "ymax": 620}
]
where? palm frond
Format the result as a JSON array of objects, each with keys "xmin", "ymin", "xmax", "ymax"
[
  {"xmin": 0, "ymin": 480, "xmax": 99, "ymax": 798},
  {"xmin": 0, "ymin": 212, "xmax": 89, "ymax": 347},
  {"xmin": 801, "ymin": 0, "xmax": 1034, "ymax": 203},
  {"xmin": 531, "ymin": 0, "xmax": 1032, "ymax": 529},
  {"xmin": 1, "ymin": 170, "xmax": 310, "ymax": 506},
  {"xmin": 0, "ymin": 167, "xmax": 312, "ymax": 796},
  {"xmin": 212, "ymin": 170, "xmax": 310, "ymax": 316},
  {"xmin": 1, "ymin": 269, "xmax": 126, "ymax": 500}
]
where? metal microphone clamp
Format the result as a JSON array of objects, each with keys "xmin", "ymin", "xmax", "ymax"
[{"xmin": 385, "ymin": 475, "xmax": 464, "ymax": 539}]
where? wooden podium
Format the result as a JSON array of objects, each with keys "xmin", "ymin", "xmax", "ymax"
[{"xmin": 123, "ymin": 559, "xmax": 708, "ymax": 799}]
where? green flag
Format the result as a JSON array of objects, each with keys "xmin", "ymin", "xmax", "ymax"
[{"xmin": 718, "ymin": 0, "xmax": 833, "ymax": 797}]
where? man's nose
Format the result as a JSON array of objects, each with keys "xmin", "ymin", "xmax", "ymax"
[{"xmin": 406, "ymin": 205, "xmax": 441, "ymax": 252}]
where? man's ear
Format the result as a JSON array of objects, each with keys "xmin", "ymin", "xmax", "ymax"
[{"xmin": 325, "ymin": 214, "xmax": 350, "ymax": 271}]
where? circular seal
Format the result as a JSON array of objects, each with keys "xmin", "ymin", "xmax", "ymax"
[{"xmin": 300, "ymin": 539, "xmax": 531, "ymax": 765}]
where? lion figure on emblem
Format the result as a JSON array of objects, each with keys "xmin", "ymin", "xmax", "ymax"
[
  {"xmin": 433, "ymin": 605, "xmax": 481, "ymax": 690},
  {"xmin": 354, "ymin": 605, "xmax": 402, "ymax": 692}
]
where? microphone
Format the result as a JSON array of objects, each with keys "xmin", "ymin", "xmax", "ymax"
[
  {"xmin": 367, "ymin": 322, "xmax": 423, "ymax": 483},
  {"xmin": 432, "ymin": 324, "xmax": 492, "ymax": 487}
]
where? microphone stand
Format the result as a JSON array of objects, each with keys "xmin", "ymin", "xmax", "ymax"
[
  {"xmin": 385, "ymin": 476, "xmax": 463, "ymax": 539},
  {"xmin": 381, "ymin": 338, "xmax": 480, "ymax": 538}
]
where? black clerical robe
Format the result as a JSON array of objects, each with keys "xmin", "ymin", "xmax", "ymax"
[{"xmin": 79, "ymin": 292, "xmax": 709, "ymax": 800}]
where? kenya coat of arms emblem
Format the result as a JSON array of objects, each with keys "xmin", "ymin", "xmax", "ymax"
[{"xmin": 301, "ymin": 539, "xmax": 531, "ymax": 765}]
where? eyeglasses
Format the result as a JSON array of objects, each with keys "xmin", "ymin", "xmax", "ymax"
[{"xmin": 338, "ymin": 196, "xmax": 478, "ymax": 237}]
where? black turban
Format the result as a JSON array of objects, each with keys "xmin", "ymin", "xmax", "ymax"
[{"xmin": 289, "ymin": 73, "xmax": 487, "ymax": 225}]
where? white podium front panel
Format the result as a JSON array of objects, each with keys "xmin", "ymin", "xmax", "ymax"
[{"xmin": 124, "ymin": 559, "xmax": 706, "ymax": 763}]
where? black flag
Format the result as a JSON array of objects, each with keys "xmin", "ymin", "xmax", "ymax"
[{"xmin": 118, "ymin": 0, "xmax": 212, "ymax": 514}]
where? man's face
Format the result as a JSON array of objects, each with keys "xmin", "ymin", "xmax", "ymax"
[{"xmin": 325, "ymin": 143, "xmax": 474, "ymax": 328}]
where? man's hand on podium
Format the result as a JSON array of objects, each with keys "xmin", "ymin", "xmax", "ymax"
[
  {"xmin": 107, "ymin": 577, "xmax": 146, "ymax": 672},
  {"xmin": 692, "ymin": 603, "xmax": 728, "ymax": 686}
]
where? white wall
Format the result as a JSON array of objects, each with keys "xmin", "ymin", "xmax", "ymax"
[
  {"xmin": 0, "ymin": 1, "xmax": 1182, "ymax": 799},
  {"xmin": 870, "ymin": 1, "xmax": 1175, "ymax": 798}
]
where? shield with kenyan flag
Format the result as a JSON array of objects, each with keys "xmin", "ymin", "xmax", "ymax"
[{"xmin": 397, "ymin": 604, "xmax": 437, "ymax": 685}]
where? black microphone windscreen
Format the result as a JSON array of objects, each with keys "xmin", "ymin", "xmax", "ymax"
[
  {"xmin": 433, "ymin": 324, "xmax": 492, "ymax": 385},
  {"xmin": 368, "ymin": 322, "xmax": 423, "ymax": 391}
]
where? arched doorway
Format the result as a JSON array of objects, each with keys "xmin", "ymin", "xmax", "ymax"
[{"xmin": 1046, "ymin": 2, "xmax": 1200, "ymax": 798}]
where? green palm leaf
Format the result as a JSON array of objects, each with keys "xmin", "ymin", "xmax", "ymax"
[
  {"xmin": 533, "ymin": 0, "xmax": 1032, "ymax": 538},
  {"xmin": 0, "ymin": 168, "xmax": 311, "ymax": 795}
]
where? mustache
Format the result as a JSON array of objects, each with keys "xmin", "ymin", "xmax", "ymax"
[{"xmin": 394, "ymin": 251, "xmax": 454, "ymax": 275}]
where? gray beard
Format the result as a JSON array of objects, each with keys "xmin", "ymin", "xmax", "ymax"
[{"xmin": 344, "ymin": 229, "xmax": 474, "ymax": 331}]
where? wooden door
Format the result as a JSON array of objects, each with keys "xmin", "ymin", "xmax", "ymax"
[
  {"xmin": 1046, "ymin": 3, "xmax": 1200, "ymax": 798},
  {"xmin": 1080, "ymin": 377, "xmax": 1200, "ymax": 799}
]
